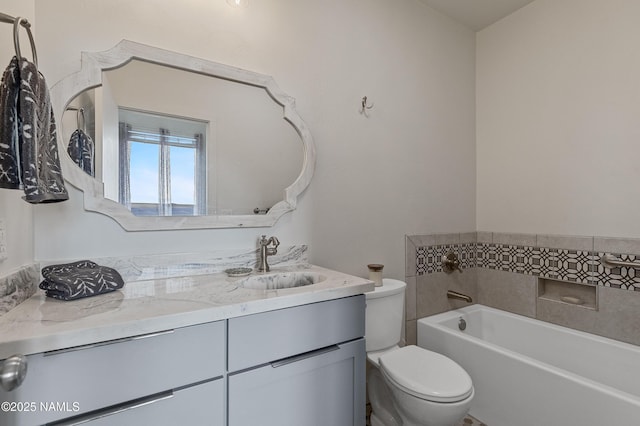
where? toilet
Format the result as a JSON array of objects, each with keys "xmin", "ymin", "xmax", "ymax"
[{"xmin": 365, "ymin": 279, "xmax": 473, "ymax": 426}]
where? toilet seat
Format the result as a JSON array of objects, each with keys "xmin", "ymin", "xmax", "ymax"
[
  {"xmin": 366, "ymin": 345, "xmax": 400, "ymax": 367},
  {"xmin": 379, "ymin": 345, "xmax": 473, "ymax": 403}
]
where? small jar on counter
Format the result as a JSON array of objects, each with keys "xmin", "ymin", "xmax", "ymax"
[{"xmin": 367, "ymin": 264, "xmax": 384, "ymax": 287}]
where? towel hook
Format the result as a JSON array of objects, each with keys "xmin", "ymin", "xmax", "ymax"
[
  {"xmin": 13, "ymin": 17, "xmax": 38, "ymax": 67},
  {"xmin": 76, "ymin": 108, "xmax": 86, "ymax": 133},
  {"xmin": 361, "ymin": 96, "xmax": 374, "ymax": 113}
]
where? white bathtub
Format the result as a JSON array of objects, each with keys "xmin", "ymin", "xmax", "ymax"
[{"xmin": 417, "ymin": 305, "xmax": 640, "ymax": 426}]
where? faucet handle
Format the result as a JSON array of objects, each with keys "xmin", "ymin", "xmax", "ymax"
[
  {"xmin": 442, "ymin": 251, "xmax": 462, "ymax": 274},
  {"xmin": 259, "ymin": 235, "xmax": 279, "ymax": 248}
]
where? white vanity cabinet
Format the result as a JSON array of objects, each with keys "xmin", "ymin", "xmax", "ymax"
[
  {"xmin": 0, "ymin": 320, "xmax": 226, "ymax": 426},
  {"xmin": 0, "ymin": 294, "xmax": 367, "ymax": 426},
  {"xmin": 227, "ymin": 295, "xmax": 367, "ymax": 426}
]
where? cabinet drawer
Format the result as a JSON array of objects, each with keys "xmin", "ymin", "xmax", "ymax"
[
  {"xmin": 228, "ymin": 339, "xmax": 366, "ymax": 426},
  {"xmin": 52, "ymin": 378, "xmax": 224, "ymax": 426},
  {"xmin": 0, "ymin": 320, "xmax": 225, "ymax": 426},
  {"xmin": 228, "ymin": 295, "xmax": 364, "ymax": 372}
]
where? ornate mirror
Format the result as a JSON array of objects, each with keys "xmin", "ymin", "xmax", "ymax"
[{"xmin": 50, "ymin": 40, "xmax": 315, "ymax": 231}]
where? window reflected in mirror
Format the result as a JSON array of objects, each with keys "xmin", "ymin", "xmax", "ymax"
[{"xmin": 118, "ymin": 109, "xmax": 207, "ymax": 217}]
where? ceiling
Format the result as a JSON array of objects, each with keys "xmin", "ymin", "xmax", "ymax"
[{"xmin": 419, "ymin": 0, "xmax": 537, "ymax": 31}]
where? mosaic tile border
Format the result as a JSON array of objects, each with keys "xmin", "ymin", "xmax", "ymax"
[{"xmin": 417, "ymin": 243, "xmax": 640, "ymax": 291}]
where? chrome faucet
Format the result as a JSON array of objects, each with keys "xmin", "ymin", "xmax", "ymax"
[{"xmin": 258, "ymin": 235, "xmax": 280, "ymax": 272}]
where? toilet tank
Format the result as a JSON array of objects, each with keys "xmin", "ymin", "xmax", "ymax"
[{"xmin": 365, "ymin": 279, "xmax": 406, "ymax": 352}]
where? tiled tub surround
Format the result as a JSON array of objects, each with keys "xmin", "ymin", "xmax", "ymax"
[{"xmin": 405, "ymin": 233, "xmax": 640, "ymax": 347}]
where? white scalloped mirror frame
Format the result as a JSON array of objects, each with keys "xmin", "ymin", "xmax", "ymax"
[{"xmin": 50, "ymin": 40, "xmax": 315, "ymax": 231}]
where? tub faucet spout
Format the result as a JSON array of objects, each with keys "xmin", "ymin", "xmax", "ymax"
[{"xmin": 447, "ymin": 290, "xmax": 473, "ymax": 303}]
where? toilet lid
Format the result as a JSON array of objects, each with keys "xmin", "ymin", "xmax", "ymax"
[{"xmin": 379, "ymin": 346, "xmax": 473, "ymax": 403}]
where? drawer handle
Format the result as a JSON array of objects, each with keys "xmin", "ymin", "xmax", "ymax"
[
  {"xmin": 44, "ymin": 330, "xmax": 175, "ymax": 357},
  {"xmin": 48, "ymin": 391, "xmax": 174, "ymax": 425},
  {"xmin": 0, "ymin": 354, "xmax": 28, "ymax": 391},
  {"xmin": 271, "ymin": 345, "xmax": 340, "ymax": 368}
]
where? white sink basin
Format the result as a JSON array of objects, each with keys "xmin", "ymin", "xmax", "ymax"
[{"xmin": 239, "ymin": 272, "xmax": 326, "ymax": 290}]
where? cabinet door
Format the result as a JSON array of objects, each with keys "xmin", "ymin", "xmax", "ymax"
[
  {"xmin": 228, "ymin": 295, "xmax": 365, "ymax": 372},
  {"xmin": 228, "ymin": 339, "xmax": 365, "ymax": 426}
]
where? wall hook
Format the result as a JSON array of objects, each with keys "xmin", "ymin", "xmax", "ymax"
[{"xmin": 360, "ymin": 96, "xmax": 374, "ymax": 115}]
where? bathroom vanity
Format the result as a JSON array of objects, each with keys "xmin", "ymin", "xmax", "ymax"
[
  {"xmin": 0, "ymin": 38, "xmax": 366, "ymax": 425},
  {"xmin": 0, "ymin": 265, "xmax": 372, "ymax": 426}
]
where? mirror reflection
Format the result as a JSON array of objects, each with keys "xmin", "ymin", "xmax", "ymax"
[{"xmin": 61, "ymin": 59, "xmax": 303, "ymax": 217}]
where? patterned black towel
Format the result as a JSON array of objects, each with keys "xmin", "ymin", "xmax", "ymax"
[
  {"xmin": 0, "ymin": 57, "xmax": 68, "ymax": 203},
  {"xmin": 40, "ymin": 261, "xmax": 125, "ymax": 301},
  {"xmin": 67, "ymin": 129, "xmax": 95, "ymax": 177},
  {"xmin": 0, "ymin": 57, "xmax": 21, "ymax": 189}
]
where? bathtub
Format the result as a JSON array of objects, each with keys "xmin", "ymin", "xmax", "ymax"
[{"xmin": 417, "ymin": 305, "xmax": 640, "ymax": 426}]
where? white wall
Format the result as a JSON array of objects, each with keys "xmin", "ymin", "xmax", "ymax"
[
  {"xmin": 32, "ymin": 0, "xmax": 476, "ymax": 280},
  {"xmin": 0, "ymin": 0, "xmax": 35, "ymax": 276},
  {"xmin": 477, "ymin": 0, "xmax": 640, "ymax": 237}
]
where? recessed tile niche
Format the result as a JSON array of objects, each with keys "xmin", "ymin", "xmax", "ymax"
[{"xmin": 538, "ymin": 278, "xmax": 597, "ymax": 310}]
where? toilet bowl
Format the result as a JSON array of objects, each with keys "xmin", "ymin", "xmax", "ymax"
[
  {"xmin": 367, "ymin": 366, "xmax": 401, "ymax": 426},
  {"xmin": 378, "ymin": 345, "xmax": 473, "ymax": 426},
  {"xmin": 365, "ymin": 279, "xmax": 473, "ymax": 426}
]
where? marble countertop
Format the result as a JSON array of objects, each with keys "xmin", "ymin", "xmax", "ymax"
[{"xmin": 0, "ymin": 265, "xmax": 374, "ymax": 359}]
